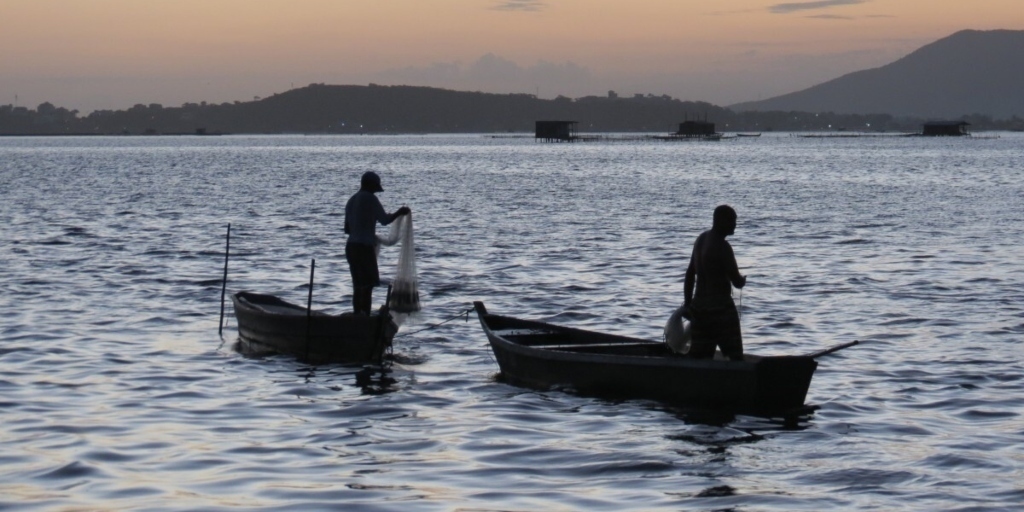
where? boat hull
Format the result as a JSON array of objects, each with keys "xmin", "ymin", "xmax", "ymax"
[
  {"xmin": 475, "ymin": 302, "xmax": 817, "ymax": 413},
  {"xmin": 232, "ymin": 291, "xmax": 397, "ymax": 364}
]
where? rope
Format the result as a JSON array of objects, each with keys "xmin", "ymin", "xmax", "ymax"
[
  {"xmin": 395, "ymin": 307, "xmax": 475, "ymax": 338},
  {"xmin": 382, "ymin": 342, "xmax": 394, "ymax": 370}
]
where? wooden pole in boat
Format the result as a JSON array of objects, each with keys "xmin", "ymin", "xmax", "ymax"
[
  {"xmin": 375, "ymin": 284, "xmax": 394, "ymax": 366},
  {"xmin": 218, "ymin": 223, "xmax": 231, "ymax": 336},
  {"xmin": 805, "ymin": 340, "xmax": 859, "ymax": 359},
  {"xmin": 305, "ymin": 258, "xmax": 315, "ymax": 361}
]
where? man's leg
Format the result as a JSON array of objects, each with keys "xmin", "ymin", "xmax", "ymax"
[
  {"xmin": 718, "ymin": 306, "xmax": 744, "ymax": 361},
  {"xmin": 353, "ymin": 286, "xmax": 373, "ymax": 315},
  {"xmin": 687, "ymin": 313, "xmax": 717, "ymax": 359},
  {"xmin": 689, "ymin": 301, "xmax": 743, "ymax": 360},
  {"xmin": 347, "ymin": 242, "xmax": 379, "ymax": 315}
]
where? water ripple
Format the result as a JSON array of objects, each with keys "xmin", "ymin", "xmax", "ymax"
[{"xmin": 2, "ymin": 134, "xmax": 1023, "ymax": 510}]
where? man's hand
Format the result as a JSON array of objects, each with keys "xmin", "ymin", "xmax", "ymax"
[
  {"xmin": 396, "ymin": 206, "xmax": 411, "ymax": 217},
  {"xmin": 681, "ymin": 303, "xmax": 693, "ymax": 320}
]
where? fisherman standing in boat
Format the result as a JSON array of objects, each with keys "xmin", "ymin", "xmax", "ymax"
[
  {"xmin": 344, "ymin": 171, "xmax": 410, "ymax": 315},
  {"xmin": 683, "ymin": 205, "xmax": 747, "ymax": 360}
]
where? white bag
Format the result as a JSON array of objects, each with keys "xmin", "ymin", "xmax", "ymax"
[{"xmin": 664, "ymin": 304, "xmax": 692, "ymax": 354}]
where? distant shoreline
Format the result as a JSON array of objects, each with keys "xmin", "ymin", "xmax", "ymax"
[
  {"xmin": 5, "ymin": 84, "xmax": 1024, "ymax": 136},
  {"xmin": 0, "ymin": 132, "xmax": 228, "ymax": 137},
  {"xmin": 3, "ymin": 129, "xmax": 1021, "ymax": 138}
]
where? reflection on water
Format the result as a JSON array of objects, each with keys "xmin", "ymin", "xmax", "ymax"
[{"xmin": 1, "ymin": 134, "xmax": 1023, "ymax": 510}]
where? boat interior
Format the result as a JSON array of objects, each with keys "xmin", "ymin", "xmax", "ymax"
[
  {"xmin": 490, "ymin": 326, "xmax": 761, "ymax": 361},
  {"xmin": 235, "ymin": 291, "xmax": 379, "ymax": 318},
  {"xmin": 491, "ymin": 327, "xmax": 653, "ymax": 356},
  {"xmin": 237, "ymin": 292, "xmax": 325, "ymax": 316}
]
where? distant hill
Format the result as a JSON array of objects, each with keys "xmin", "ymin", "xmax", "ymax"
[
  {"xmin": 6, "ymin": 78, "xmax": 1024, "ymax": 136},
  {"xmin": 239, "ymin": 84, "xmax": 732, "ymax": 133},
  {"xmin": 0, "ymin": 85, "xmax": 738, "ymax": 135},
  {"xmin": 731, "ymin": 29, "xmax": 1024, "ymax": 119}
]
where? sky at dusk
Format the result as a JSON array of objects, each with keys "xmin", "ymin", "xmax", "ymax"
[{"xmin": 2, "ymin": 0, "xmax": 1022, "ymax": 113}]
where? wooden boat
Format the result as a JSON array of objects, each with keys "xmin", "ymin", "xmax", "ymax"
[
  {"xmin": 474, "ymin": 302, "xmax": 855, "ymax": 414},
  {"xmin": 736, "ymin": 133, "xmax": 762, "ymax": 137},
  {"xmin": 232, "ymin": 291, "xmax": 398, "ymax": 364}
]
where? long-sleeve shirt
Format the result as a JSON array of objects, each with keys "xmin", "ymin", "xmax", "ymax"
[{"xmin": 344, "ymin": 190, "xmax": 390, "ymax": 246}]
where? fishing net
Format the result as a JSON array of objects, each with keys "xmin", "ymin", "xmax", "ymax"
[
  {"xmin": 376, "ymin": 213, "xmax": 421, "ymax": 313},
  {"xmin": 664, "ymin": 303, "xmax": 692, "ymax": 354}
]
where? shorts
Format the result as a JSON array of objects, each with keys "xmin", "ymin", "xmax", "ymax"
[
  {"xmin": 688, "ymin": 296, "xmax": 743, "ymax": 360},
  {"xmin": 346, "ymin": 242, "xmax": 379, "ymax": 289}
]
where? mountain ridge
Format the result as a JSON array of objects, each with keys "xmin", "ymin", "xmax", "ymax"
[
  {"xmin": 730, "ymin": 29, "xmax": 1024, "ymax": 118},
  {"xmin": 6, "ymin": 29, "xmax": 1024, "ymax": 136}
]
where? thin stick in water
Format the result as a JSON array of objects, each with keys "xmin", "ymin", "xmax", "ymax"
[
  {"xmin": 218, "ymin": 223, "xmax": 231, "ymax": 335},
  {"xmin": 305, "ymin": 258, "xmax": 315, "ymax": 361}
]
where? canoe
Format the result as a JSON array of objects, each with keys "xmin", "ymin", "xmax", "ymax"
[
  {"xmin": 232, "ymin": 291, "xmax": 398, "ymax": 364},
  {"xmin": 474, "ymin": 302, "xmax": 852, "ymax": 414}
]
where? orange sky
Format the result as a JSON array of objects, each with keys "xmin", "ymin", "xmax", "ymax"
[{"xmin": 2, "ymin": 0, "xmax": 1021, "ymax": 112}]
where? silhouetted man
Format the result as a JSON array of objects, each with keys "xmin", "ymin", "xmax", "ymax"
[
  {"xmin": 344, "ymin": 171, "xmax": 410, "ymax": 315},
  {"xmin": 683, "ymin": 205, "xmax": 747, "ymax": 360}
]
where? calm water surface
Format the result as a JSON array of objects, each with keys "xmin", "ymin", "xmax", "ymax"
[{"xmin": 2, "ymin": 134, "xmax": 1022, "ymax": 511}]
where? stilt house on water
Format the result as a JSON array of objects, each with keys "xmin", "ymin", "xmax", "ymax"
[
  {"xmin": 921, "ymin": 121, "xmax": 971, "ymax": 136},
  {"xmin": 676, "ymin": 120, "xmax": 717, "ymax": 137},
  {"xmin": 534, "ymin": 118, "xmax": 724, "ymax": 143},
  {"xmin": 535, "ymin": 121, "xmax": 578, "ymax": 142},
  {"xmin": 651, "ymin": 118, "xmax": 722, "ymax": 141}
]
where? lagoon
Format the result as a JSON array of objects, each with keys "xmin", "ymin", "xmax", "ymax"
[{"xmin": 2, "ymin": 133, "xmax": 1022, "ymax": 510}]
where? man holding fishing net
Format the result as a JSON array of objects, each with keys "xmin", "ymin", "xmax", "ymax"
[
  {"xmin": 683, "ymin": 205, "xmax": 747, "ymax": 360},
  {"xmin": 344, "ymin": 171, "xmax": 410, "ymax": 315}
]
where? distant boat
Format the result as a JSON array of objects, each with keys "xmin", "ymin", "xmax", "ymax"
[
  {"xmin": 736, "ymin": 133, "xmax": 762, "ymax": 137},
  {"xmin": 473, "ymin": 302, "xmax": 857, "ymax": 414},
  {"xmin": 232, "ymin": 291, "xmax": 397, "ymax": 364}
]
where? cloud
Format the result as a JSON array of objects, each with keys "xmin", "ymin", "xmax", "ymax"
[
  {"xmin": 377, "ymin": 62, "xmax": 463, "ymax": 83},
  {"xmin": 769, "ymin": 0, "xmax": 866, "ymax": 14},
  {"xmin": 702, "ymin": 8, "xmax": 762, "ymax": 16},
  {"xmin": 492, "ymin": 0, "xmax": 546, "ymax": 11},
  {"xmin": 806, "ymin": 14, "xmax": 855, "ymax": 20},
  {"xmin": 466, "ymin": 54, "xmax": 523, "ymax": 82}
]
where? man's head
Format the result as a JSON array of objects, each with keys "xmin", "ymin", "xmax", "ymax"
[
  {"xmin": 360, "ymin": 171, "xmax": 384, "ymax": 193},
  {"xmin": 712, "ymin": 204, "xmax": 737, "ymax": 236}
]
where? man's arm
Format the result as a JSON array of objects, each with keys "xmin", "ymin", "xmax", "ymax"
[
  {"xmin": 344, "ymin": 197, "xmax": 352, "ymax": 235},
  {"xmin": 724, "ymin": 243, "xmax": 746, "ymax": 289},
  {"xmin": 371, "ymin": 196, "xmax": 394, "ymax": 225},
  {"xmin": 684, "ymin": 235, "xmax": 701, "ymax": 305},
  {"xmin": 684, "ymin": 258, "xmax": 695, "ymax": 306},
  {"xmin": 382, "ymin": 206, "xmax": 411, "ymax": 226}
]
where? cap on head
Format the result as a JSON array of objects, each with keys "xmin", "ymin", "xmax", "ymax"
[{"xmin": 361, "ymin": 171, "xmax": 384, "ymax": 193}]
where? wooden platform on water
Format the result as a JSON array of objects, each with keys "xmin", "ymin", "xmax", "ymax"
[{"xmin": 490, "ymin": 133, "xmax": 727, "ymax": 142}]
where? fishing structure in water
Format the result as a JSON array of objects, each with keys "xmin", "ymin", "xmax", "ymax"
[{"xmin": 533, "ymin": 116, "xmax": 727, "ymax": 143}]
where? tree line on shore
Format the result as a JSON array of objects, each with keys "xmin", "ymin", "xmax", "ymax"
[{"xmin": 3, "ymin": 84, "xmax": 1023, "ymax": 135}]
